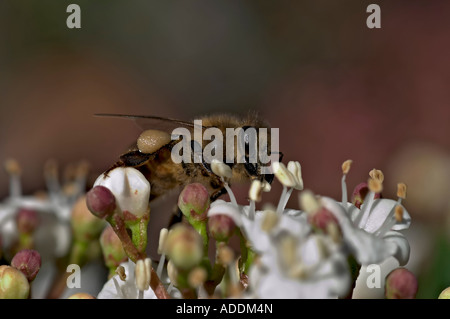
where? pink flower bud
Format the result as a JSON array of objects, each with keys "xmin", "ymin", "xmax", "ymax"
[
  {"xmin": 385, "ymin": 268, "xmax": 418, "ymax": 299},
  {"xmin": 208, "ymin": 214, "xmax": 236, "ymax": 242},
  {"xmin": 351, "ymin": 182, "xmax": 381, "ymax": 209},
  {"xmin": 11, "ymin": 249, "xmax": 41, "ymax": 282},
  {"xmin": 100, "ymin": 226, "xmax": 127, "ymax": 269},
  {"xmin": 0, "ymin": 265, "xmax": 30, "ymax": 299},
  {"xmin": 16, "ymin": 208, "xmax": 39, "ymax": 234},
  {"xmin": 308, "ymin": 207, "xmax": 339, "ymax": 232},
  {"xmin": 178, "ymin": 183, "xmax": 210, "ymax": 221},
  {"xmin": 86, "ymin": 186, "xmax": 116, "ymax": 219}
]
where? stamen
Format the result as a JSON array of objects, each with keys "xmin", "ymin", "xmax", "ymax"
[
  {"xmin": 397, "ymin": 183, "xmax": 407, "ymax": 203},
  {"xmin": 188, "ymin": 267, "xmax": 207, "ymax": 289},
  {"xmin": 272, "ymin": 162, "xmax": 296, "ymax": 188},
  {"xmin": 5, "ymin": 159, "xmax": 22, "ymax": 199},
  {"xmin": 395, "ymin": 205, "xmax": 404, "ymax": 222},
  {"xmin": 368, "ymin": 178, "xmax": 383, "ymax": 193},
  {"xmin": 356, "ymin": 181, "xmax": 377, "ymax": 229},
  {"xmin": 279, "ymin": 235, "xmax": 297, "ymax": 270},
  {"xmin": 44, "ymin": 159, "xmax": 61, "ymax": 197},
  {"xmin": 342, "ymin": 160, "xmax": 353, "ymax": 175},
  {"xmin": 341, "ymin": 159, "xmax": 352, "ymax": 204},
  {"xmin": 135, "ymin": 258, "xmax": 151, "ymax": 292},
  {"xmin": 211, "ymin": 159, "xmax": 232, "ymax": 179},
  {"xmin": 167, "ymin": 260, "xmax": 178, "ymax": 288},
  {"xmin": 112, "ymin": 277, "xmax": 125, "ymax": 298},
  {"xmin": 299, "ymin": 190, "xmax": 320, "ymax": 214},
  {"xmin": 369, "ymin": 169, "xmax": 384, "ymax": 183},
  {"xmin": 249, "ymin": 180, "xmax": 263, "ymax": 202},
  {"xmin": 261, "ymin": 181, "xmax": 271, "ymax": 192},
  {"xmin": 223, "ymin": 182, "xmax": 238, "ymax": 206},
  {"xmin": 217, "ymin": 243, "xmax": 234, "ymax": 266},
  {"xmin": 116, "ymin": 266, "xmax": 127, "ymax": 281},
  {"xmin": 276, "ymin": 185, "xmax": 288, "ymax": 214},
  {"xmin": 261, "ymin": 210, "xmax": 279, "ymax": 233},
  {"xmin": 157, "ymin": 228, "xmax": 168, "ymax": 278},
  {"xmin": 287, "ymin": 161, "xmax": 304, "ymax": 190}
]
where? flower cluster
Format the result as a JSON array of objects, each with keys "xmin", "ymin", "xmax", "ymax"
[
  {"xmin": 83, "ymin": 159, "xmax": 420, "ymax": 299},
  {"xmin": 2, "ymin": 156, "xmax": 449, "ymax": 299}
]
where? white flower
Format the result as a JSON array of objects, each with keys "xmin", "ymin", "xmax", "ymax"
[
  {"xmin": 94, "ymin": 167, "xmax": 150, "ymax": 218},
  {"xmin": 250, "ymin": 238, "xmax": 350, "ymax": 299},
  {"xmin": 97, "ymin": 260, "xmax": 157, "ymax": 299},
  {"xmin": 208, "ymin": 198, "xmax": 350, "ymax": 299},
  {"xmin": 322, "ymin": 197, "xmax": 410, "ymax": 266},
  {"xmin": 321, "ymin": 164, "xmax": 412, "ymax": 266}
]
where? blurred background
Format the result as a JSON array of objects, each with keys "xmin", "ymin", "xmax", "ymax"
[{"xmin": 0, "ymin": 0, "xmax": 449, "ymax": 298}]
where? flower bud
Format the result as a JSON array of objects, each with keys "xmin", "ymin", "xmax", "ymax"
[
  {"xmin": 165, "ymin": 224, "xmax": 203, "ymax": 270},
  {"xmin": 208, "ymin": 214, "xmax": 236, "ymax": 242},
  {"xmin": 308, "ymin": 207, "xmax": 339, "ymax": 233},
  {"xmin": 71, "ymin": 195, "xmax": 105, "ymax": 242},
  {"xmin": 16, "ymin": 208, "xmax": 39, "ymax": 234},
  {"xmin": 100, "ymin": 226, "xmax": 127, "ymax": 270},
  {"xmin": 11, "ymin": 249, "xmax": 41, "ymax": 282},
  {"xmin": 178, "ymin": 183, "xmax": 210, "ymax": 221},
  {"xmin": 385, "ymin": 268, "xmax": 418, "ymax": 299},
  {"xmin": 0, "ymin": 265, "xmax": 30, "ymax": 299},
  {"xmin": 438, "ymin": 287, "xmax": 450, "ymax": 299},
  {"xmin": 86, "ymin": 186, "xmax": 116, "ymax": 219},
  {"xmin": 68, "ymin": 293, "xmax": 96, "ymax": 299},
  {"xmin": 351, "ymin": 182, "xmax": 381, "ymax": 209},
  {"xmin": 94, "ymin": 167, "xmax": 150, "ymax": 218}
]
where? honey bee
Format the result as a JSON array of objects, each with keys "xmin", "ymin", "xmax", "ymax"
[{"xmin": 98, "ymin": 113, "xmax": 282, "ymax": 204}]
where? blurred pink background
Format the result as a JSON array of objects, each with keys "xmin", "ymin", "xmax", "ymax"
[{"xmin": 1, "ymin": 1, "xmax": 450, "ymax": 297}]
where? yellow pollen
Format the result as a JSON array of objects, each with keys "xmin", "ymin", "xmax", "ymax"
[
  {"xmin": 261, "ymin": 210, "xmax": 279, "ymax": 233},
  {"xmin": 279, "ymin": 235, "xmax": 297, "ymax": 269},
  {"xmin": 341, "ymin": 160, "xmax": 353, "ymax": 175},
  {"xmin": 217, "ymin": 243, "xmax": 234, "ymax": 266},
  {"xmin": 368, "ymin": 178, "xmax": 383, "ymax": 193},
  {"xmin": 5, "ymin": 159, "xmax": 21, "ymax": 175},
  {"xmin": 299, "ymin": 190, "xmax": 321, "ymax": 214},
  {"xmin": 188, "ymin": 267, "xmax": 207, "ymax": 288},
  {"xmin": 369, "ymin": 169, "xmax": 384, "ymax": 183},
  {"xmin": 395, "ymin": 205, "xmax": 404, "ymax": 222},
  {"xmin": 397, "ymin": 183, "xmax": 407, "ymax": 199}
]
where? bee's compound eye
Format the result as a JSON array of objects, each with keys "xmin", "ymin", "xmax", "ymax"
[{"xmin": 137, "ymin": 130, "xmax": 171, "ymax": 154}]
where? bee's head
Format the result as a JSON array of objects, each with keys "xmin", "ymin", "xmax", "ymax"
[{"xmin": 240, "ymin": 125, "xmax": 282, "ymax": 185}]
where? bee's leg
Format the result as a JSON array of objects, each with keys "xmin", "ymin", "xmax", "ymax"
[{"xmin": 103, "ymin": 160, "xmax": 126, "ymax": 177}]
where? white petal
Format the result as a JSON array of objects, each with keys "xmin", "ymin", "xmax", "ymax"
[
  {"xmin": 363, "ymin": 199, "xmax": 411, "ymax": 233},
  {"xmin": 383, "ymin": 231, "xmax": 410, "ymax": 266},
  {"xmin": 94, "ymin": 167, "xmax": 150, "ymax": 218}
]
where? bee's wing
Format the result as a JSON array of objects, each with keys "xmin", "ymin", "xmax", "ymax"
[{"xmin": 94, "ymin": 114, "xmax": 207, "ymax": 133}]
